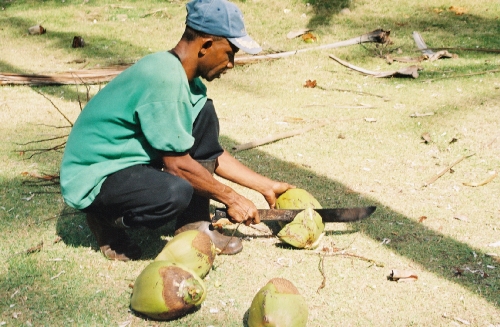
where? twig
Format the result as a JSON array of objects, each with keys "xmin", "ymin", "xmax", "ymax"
[
  {"xmin": 318, "ymin": 86, "xmax": 389, "ymax": 100},
  {"xmin": 424, "ymin": 69, "xmax": 500, "ymax": 82},
  {"xmin": 423, "ymin": 47, "xmax": 500, "ymax": 54},
  {"xmin": 19, "ymin": 141, "xmax": 67, "ymax": 159},
  {"xmin": 463, "ymin": 171, "xmax": 498, "ymax": 187},
  {"xmin": 423, "ymin": 153, "xmax": 475, "ymax": 187},
  {"xmin": 32, "ymin": 89, "xmax": 74, "ymax": 127},
  {"xmin": 306, "ymin": 251, "xmax": 385, "ymax": 267},
  {"xmin": 317, "ymin": 254, "xmax": 326, "ymax": 293},
  {"xmin": 232, "ymin": 121, "xmax": 329, "ymax": 152},
  {"xmin": 15, "ymin": 135, "xmax": 68, "ymax": 146}
]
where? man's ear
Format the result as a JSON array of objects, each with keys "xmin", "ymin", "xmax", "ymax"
[{"xmin": 199, "ymin": 38, "xmax": 213, "ymax": 57}]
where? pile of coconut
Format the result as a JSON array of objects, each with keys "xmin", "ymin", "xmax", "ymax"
[{"xmin": 130, "ymin": 189, "xmax": 322, "ymax": 326}]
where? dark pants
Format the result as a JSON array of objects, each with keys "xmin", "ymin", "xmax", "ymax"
[{"xmin": 84, "ymin": 99, "xmax": 224, "ymax": 229}]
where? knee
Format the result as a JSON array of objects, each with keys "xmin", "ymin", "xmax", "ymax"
[{"xmin": 165, "ymin": 178, "xmax": 193, "ymax": 212}]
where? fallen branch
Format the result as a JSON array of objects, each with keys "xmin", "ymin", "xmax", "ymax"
[
  {"xmin": 0, "ymin": 67, "xmax": 127, "ymax": 86},
  {"xmin": 235, "ymin": 29, "xmax": 391, "ymax": 64},
  {"xmin": 329, "ymin": 54, "xmax": 421, "ymax": 78},
  {"xmin": 423, "ymin": 153, "xmax": 475, "ymax": 187}
]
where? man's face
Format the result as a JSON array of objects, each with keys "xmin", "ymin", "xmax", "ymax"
[{"xmin": 198, "ymin": 38, "xmax": 239, "ymax": 82}]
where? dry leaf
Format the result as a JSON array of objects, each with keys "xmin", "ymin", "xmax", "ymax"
[
  {"xmin": 449, "ymin": 6, "xmax": 467, "ymax": 15},
  {"xmin": 449, "ymin": 137, "xmax": 458, "ymax": 144},
  {"xmin": 26, "ymin": 241, "xmax": 43, "ymax": 254},
  {"xmin": 303, "ymin": 79, "xmax": 317, "ymax": 88},
  {"xmin": 301, "ymin": 32, "xmax": 317, "ymax": 43},
  {"xmin": 388, "ymin": 269, "xmax": 418, "ymax": 282},
  {"xmin": 418, "ymin": 216, "xmax": 427, "ymax": 223},
  {"xmin": 421, "ymin": 132, "xmax": 432, "ymax": 143}
]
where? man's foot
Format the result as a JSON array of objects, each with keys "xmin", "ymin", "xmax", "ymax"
[
  {"xmin": 86, "ymin": 213, "xmax": 142, "ymax": 261},
  {"xmin": 175, "ymin": 221, "xmax": 243, "ymax": 255}
]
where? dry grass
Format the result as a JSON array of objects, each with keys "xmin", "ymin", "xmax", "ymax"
[{"xmin": 1, "ymin": 0, "xmax": 499, "ymax": 326}]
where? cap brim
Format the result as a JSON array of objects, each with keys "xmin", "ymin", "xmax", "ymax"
[{"xmin": 228, "ymin": 35, "xmax": 262, "ymax": 55}]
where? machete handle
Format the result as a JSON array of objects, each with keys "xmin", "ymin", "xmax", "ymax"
[{"xmin": 212, "ymin": 208, "xmax": 232, "ymax": 227}]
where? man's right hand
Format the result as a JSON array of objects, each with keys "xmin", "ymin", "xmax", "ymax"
[{"xmin": 224, "ymin": 194, "xmax": 260, "ymax": 225}]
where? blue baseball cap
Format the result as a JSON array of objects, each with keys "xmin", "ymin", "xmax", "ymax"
[{"xmin": 186, "ymin": 0, "xmax": 262, "ymax": 55}]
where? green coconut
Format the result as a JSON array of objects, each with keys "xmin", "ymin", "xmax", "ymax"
[
  {"xmin": 248, "ymin": 278, "xmax": 309, "ymax": 327},
  {"xmin": 275, "ymin": 189, "xmax": 325, "ymax": 249},
  {"xmin": 277, "ymin": 207, "xmax": 325, "ymax": 249},
  {"xmin": 130, "ymin": 260, "xmax": 206, "ymax": 321},
  {"xmin": 275, "ymin": 188, "xmax": 322, "ymax": 210},
  {"xmin": 155, "ymin": 230, "xmax": 216, "ymax": 278}
]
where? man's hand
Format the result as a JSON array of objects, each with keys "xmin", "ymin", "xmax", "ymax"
[
  {"xmin": 225, "ymin": 194, "xmax": 260, "ymax": 225},
  {"xmin": 263, "ymin": 182, "xmax": 296, "ymax": 209}
]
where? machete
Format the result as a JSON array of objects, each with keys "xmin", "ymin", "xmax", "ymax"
[{"xmin": 213, "ymin": 206, "xmax": 376, "ymax": 224}]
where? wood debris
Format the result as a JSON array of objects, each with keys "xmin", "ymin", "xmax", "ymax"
[
  {"xmin": 413, "ymin": 31, "xmax": 458, "ymax": 61},
  {"xmin": 388, "ymin": 269, "xmax": 418, "ymax": 282},
  {"xmin": 423, "ymin": 153, "xmax": 475, "ymax": 187},
  {"xmin": 329, "ymin": 54, "xmax": 421, "ymax": 78}
]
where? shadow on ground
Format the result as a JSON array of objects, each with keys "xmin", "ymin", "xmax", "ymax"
[{"xmin": 51, "ymin": 133, "xmax": 500, "ymax": 308}]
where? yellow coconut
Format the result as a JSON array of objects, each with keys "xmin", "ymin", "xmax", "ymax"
[
  {"xmin": 248, "ymin": 278, "xmax": 308, "ymax": 327},
  {"xmin": 155, "ymin": 230, "xmax": 216, "ymax": 278},
  {"xmin": 275, "ymin": 189, "xmax": 325, "ymax": 249},
  {"xmin": 130, "ymin": 260, "xmax": 206, "ymax": 321}
]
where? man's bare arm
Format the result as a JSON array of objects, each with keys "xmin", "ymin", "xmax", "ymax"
[
  {"xmin": 162, "ymin": 152, "xmax": 259, "ymax": 224},
  {"xmin": 215, "ymin": 150, "xmax": 295, "ymax": 208}
]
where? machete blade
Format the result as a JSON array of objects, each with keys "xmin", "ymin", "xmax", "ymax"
[{"xmin": 213, "ymin": 206, "xmax": 376, "ymax": 224}]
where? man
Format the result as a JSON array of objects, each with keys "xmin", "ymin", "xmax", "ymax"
[{"xmin": 60, "ymin": 0, "xmax": 294, "ymax": 261}]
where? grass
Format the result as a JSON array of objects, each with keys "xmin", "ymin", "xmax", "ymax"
[{"xmin": 1, "ymin": 0, "xmax": 499, "ymax": 326}]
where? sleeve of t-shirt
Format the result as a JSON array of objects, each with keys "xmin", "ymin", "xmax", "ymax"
[{"xmin": 135, "ymin": 100, "xmax": 195, "ymax": 153}]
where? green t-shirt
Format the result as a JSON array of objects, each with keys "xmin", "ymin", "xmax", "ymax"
[{"xmin": 60, "ymin": 51, "xmax": 207, "ymax": 210}]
